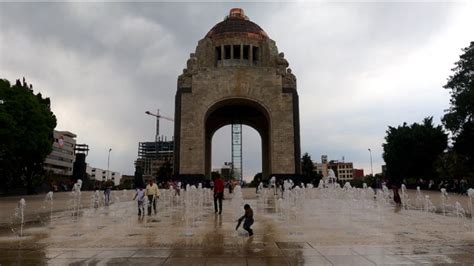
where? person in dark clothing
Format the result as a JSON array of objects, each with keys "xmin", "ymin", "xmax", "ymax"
[
  {"xmin": 389, "ymin": 177, "xmax": 402, "ymax": 206},
  {"xmin": 214, "ymin": 175, "xmax": 224, "ymax": 214},
  {"xmin": 236, "ymin": 204, "xmax": 254, "ymax": 237}
]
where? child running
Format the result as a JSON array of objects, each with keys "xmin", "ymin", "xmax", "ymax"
[
  {"xmin": 133, "ymin": 187, "xmax": 145, "ymax": 217},
  {"xmin": 235, "ymin": 204, "xmax": 254, "ymax": 237}
]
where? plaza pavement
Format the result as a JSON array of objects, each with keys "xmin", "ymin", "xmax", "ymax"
[{"xmin": 0, "ymin": 188, "xmax": 474, "ymax": 265}]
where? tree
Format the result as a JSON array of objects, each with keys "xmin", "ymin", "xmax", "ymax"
[
  {"xmin": 442, "ymin": 41, "xmax": 474, "ymax": 177},
  {"xmin": 382, "ymin": 117, "xmax": 447, "ymax": 183},
  {"xmin": 210, "ymin": 171, "xmax": 220, "ymax": 180},
  {"xmin": 157, "ymin": 160, "xmax": 173, "ymax": 182},
  {"xmin": 249, "ymin": 172, "xmax": 262, "ymax": 187},
  {"xmin": 301, "ymin": 152, "xmax": 319, "ymax": 184},
  {"xmin": 0, "ymin": 78, "xmax": 57, "ymax": 194},
  {"xmin": 435, "ymin": 151, "xmax": 466, "ymax": 182}
]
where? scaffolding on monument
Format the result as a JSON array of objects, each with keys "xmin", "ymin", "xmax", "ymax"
[{"xmin": 231, "ymin": 124, "xmax": 243, "ymax": 184}]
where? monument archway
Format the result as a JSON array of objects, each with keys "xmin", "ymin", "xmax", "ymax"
[{"xmin": 174, "ymin": 8, "xmax": 301, "ymax": 182}]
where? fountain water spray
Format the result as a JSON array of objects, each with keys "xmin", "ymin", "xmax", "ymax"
[
  {"xmin": 401, "ymin": 184, "xmax": 410, "ymax": 209},
  {"xmin": 45, "ymin": 191, "xmax": 53, "ymax": 226},
  {"xmin": 72, "ymin": 179, "xmax": 82, "ymax": 218},
  {"xmin": 16, "ymin": 198, "xmax": 26, "ymax": 237},
  {"xmin": 440, "ymin": 188, "xmax": 448, "ymax": 216},
  {"xmin": 415, "ymin": 186, "xmax": 423, "ymax": 210},
  {"xmin": 467, "ymin": 188, "xmax": 474, "ymax": 219}
]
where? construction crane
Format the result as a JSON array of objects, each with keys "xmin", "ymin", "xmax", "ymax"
[{"xmin": 145, "ymin": 109, "xmax": 174, "ymax": 142}]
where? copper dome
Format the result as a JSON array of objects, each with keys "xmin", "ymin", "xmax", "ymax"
[{"xmin": 205, "ymin": 8, "xmax": 268, "ymax": 40}]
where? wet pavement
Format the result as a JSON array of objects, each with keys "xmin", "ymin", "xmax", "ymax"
[{"xmin": 1, "ymin": 188, "xmax": 474, "ymax": 265}]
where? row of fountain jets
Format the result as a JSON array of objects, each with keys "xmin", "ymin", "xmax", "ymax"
[{"xmin": 11, "ymin": 178, "xmax": 474, "ymax": 237}]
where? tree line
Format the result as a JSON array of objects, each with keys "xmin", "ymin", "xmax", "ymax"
[{"xmin": 383, "ymin": 41, "xmax": 474, "ymax": 191}]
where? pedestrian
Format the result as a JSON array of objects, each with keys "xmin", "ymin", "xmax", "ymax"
[
  {"xmin": 145, "ymin": 179, "xmax": 160, "ymax": 215},
  {"xmin": 235, "ymin": 204, "xmax": 254, "ymax": 237},
  {"xmin": 214, "ymin": 175, "xmax": 224, "ymax": 214},
  {"xmin": 104, "ymin": 182, "xmax": 112, "ymax": 206},
  {"xmin": 176, "ymin": 181, "xmax": 182, "ymax": 196},
  {"xmin": 132, "ymin": 187, "xmax": 145, "ymax": 217},
  {"xmin": 389, "ymin": 177, "xmax": 401, "ymax": 206}
]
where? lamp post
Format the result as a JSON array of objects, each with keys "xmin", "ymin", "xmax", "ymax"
[
  {"xmin": 368, "ymin": 148, "xmax": 373, "ymax": 176},
  {"xmin": 107, "ymin": 148, "xmax": 112, "ymax": 180}
]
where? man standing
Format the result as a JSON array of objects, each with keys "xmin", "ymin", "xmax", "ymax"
[
  {"xmin": 145, "ymin": 179, "xmax": 160, "ymax": 215},
  {"xmin": 214, "ymin": 175, "xmax": 224, "ymax": 214}
]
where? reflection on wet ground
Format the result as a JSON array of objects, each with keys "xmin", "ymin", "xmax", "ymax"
[{"xmin": 1, "ymin": 188, "xmax": 474, "ymax": 265}]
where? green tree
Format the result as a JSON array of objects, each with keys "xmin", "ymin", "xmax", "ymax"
[
  {"xmin": 435, "ymin": 151, "xmax": 466, "ymax": 182},
  {"xmin": 382, "ymin": 117, "xmax": 447, "ymax": 183},
  {"xmin": 157, "ymin": 160, "xmax": 173, "ymax": 182},
  {"xmin": 0, "ymin": 78, "xmax": 57, "ymax": 194},
  {"xmin": 442, "ymin": 41, "xmax": 474, "ymax": 177},
  {"xmin": 249, "ymin": 172, "xmax": 262, "ymax": 187},
  {"xmin": 210, "ymin": 171, "xmax": 220, "ymax": 180},
  {"xmin": 301, "ymin": 152, "xmax": 319, "ymax": 184}
]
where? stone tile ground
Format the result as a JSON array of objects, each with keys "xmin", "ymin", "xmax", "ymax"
[{"xmin": 0, "ymin": 188, "xmax": 473, "ymax": 265}]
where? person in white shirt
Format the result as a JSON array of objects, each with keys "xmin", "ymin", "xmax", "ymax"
[{"xmin": 132, "ymin": 187, "xmax": 145, "ymax": 217}]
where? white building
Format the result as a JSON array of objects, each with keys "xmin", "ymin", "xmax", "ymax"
[
  {"xmin": 44, "ymin": 130, "xmax": 76, "ymax": 176},
  {"xmin": 86, "ymin": 165, "xmax": 122, "ymax": 186}
]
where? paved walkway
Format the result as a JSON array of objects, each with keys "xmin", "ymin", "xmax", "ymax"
[{"xmin": 1, "ymin": 188, "xmax": 474, "ymax": 265}]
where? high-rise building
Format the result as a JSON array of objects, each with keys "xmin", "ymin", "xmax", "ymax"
[
  {"xmin": 44, "ymin": 130, "xmax": 76, "ymax": 176},
  {"xmin": 135, "ymin": 139, "xmax": 174, "ymax": 178}
]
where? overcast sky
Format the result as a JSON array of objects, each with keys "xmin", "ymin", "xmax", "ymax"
[{"xmin": 1, "ymin": 2, "xmax": 473, "ymax": 182}]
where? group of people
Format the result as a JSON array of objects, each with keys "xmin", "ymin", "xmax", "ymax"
[
  {"xmin": 132, "ymin": 176, "xmax": 255, "ymax": 237},
  {"xmin": 133, "ymin": 180, "xmax": 160, "ymax": 217}
]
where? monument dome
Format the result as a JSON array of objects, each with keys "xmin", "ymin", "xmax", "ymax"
[{"xmin": 205, "ymin": 8, "xmax": 268, "ymax": 40}]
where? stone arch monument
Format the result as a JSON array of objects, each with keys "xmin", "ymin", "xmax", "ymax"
[{"xmin": 174, "ymin": 8, "xmax": 301, "ymax": 181}]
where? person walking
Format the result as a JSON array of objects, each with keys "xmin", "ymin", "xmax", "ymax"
[
  {"xmin": 132, "ymin": 187, "xmax": 146, "ymax": 217},
  {"xmin": 145, "ymin": 180, "xmax": 160, "ymax": 215},
  {"xmin": 214, "ymin": 175, "xmax": 224, "ymax": 214},
  {"xmin": 104, "ymin": 182, "xmax": 112, "ymax": 206}
]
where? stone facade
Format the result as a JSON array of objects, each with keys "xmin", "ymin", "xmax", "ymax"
[{"xmin": 174, "ymin": 9, "xmax": 300, "ymax": 180}]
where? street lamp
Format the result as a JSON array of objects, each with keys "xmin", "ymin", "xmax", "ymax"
[
  {"xmin": 107, "ymin": 148, "xmax": 112, "ymax": 180},
  {"xmin": 368, "ymin": 148, "xmax": 373, "ymax": 176}
]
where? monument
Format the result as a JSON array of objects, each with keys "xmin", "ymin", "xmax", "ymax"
[{"xmin": 174, "ymin": 8, "xmax": 301, "ymax": 181}]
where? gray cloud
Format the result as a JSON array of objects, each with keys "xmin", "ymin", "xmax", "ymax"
[{"xmin": 1, "ymin": 2, "xmax": 472, "ymax": 181}]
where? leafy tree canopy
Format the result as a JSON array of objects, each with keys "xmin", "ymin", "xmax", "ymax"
[
  {"xmin": 301, "ymin": 152, "xmax": 322, "ymax": 185},
  {"xmin": 382, "ymin": 117, "xmax": 447, "ymax": 182},
  {"xmin": 249, "ymin": 172, "xmax": 262, "ymax": 187},
  {"xmin": 0, "ymin": 78, "xmax": 57, "ymax": 194},
  {"xmin": 442, "ymin": 41, "xmax": 474, "ymax": 176},
  {"xmin": 442, "ymin": 41, "xmax": 474, "ymax": 134}
]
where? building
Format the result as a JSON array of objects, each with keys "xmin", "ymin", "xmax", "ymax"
[
  {"xmin": 86, "ymin": 165, "xmax": 122, "ymax": 186},
  {"xmin": 135, "ymin": 139, "xmax": 174, "ymax": 178},
  {"xmin": 212, "ymin": 166, "xmax": 232, "ymax": 180},
  {"xmin": 353, "ymin": 169, "xmax": 364, "ymax": 180},
  {"xmin": 72, "ymin": 144, "xmax": 89, "ymax": 182},
  {"xmin": 328, "ymin": 160, "xmax": 354, "ymax": 181},
  {"xmin": 314, "ymin": 155, "xmax": 355, "ymax": 182},
  {"xmin": 44, "ymin": 130, "xmax": 76, "ymax": 176},
  {"xmin": 315, "ymin": 155, "xmax": 329, "ymax": 177}
]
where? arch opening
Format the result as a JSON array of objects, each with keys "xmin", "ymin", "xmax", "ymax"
[
  {"xmin": 205, "ymin": 98, "xmax": 271, "ymax": 179},
  {"xmin": 211, "ymin": 125, "xmax": 262, "ymax": 183}
]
